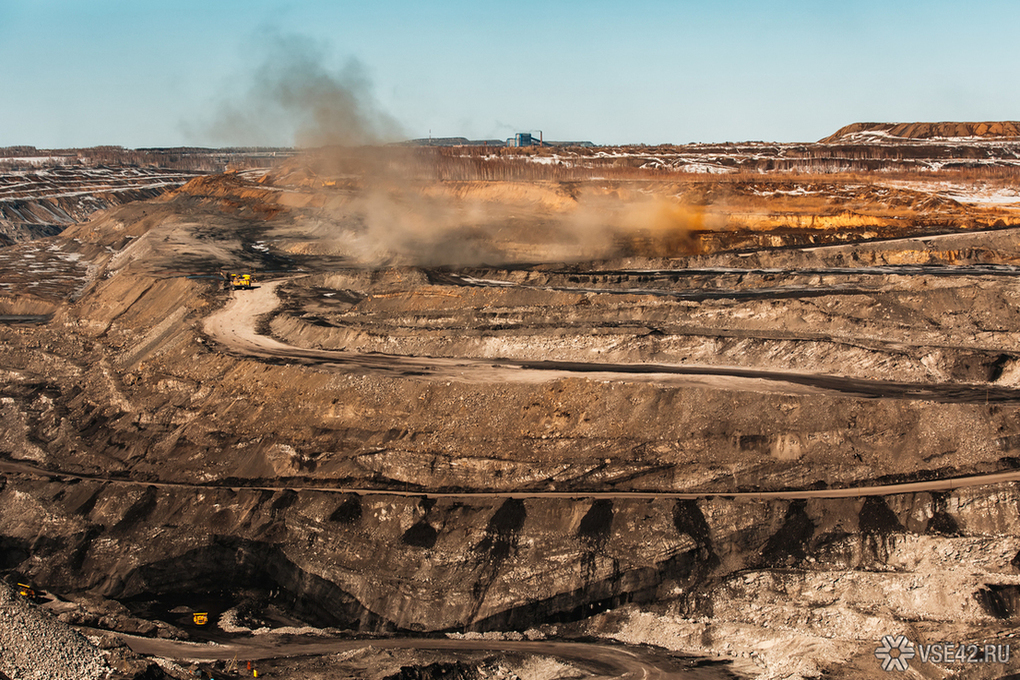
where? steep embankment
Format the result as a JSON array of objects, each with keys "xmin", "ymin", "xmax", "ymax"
[
  {"xmin": 2, "ymin": 473, "xmax": 1019, "ymax": 677},
  {"xmin": 0, "ymin": 166, "xmax": 196, "ymax": 246}
]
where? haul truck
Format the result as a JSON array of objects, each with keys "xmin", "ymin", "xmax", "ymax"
[
  {"xmin": 221, "ymin": 272, "xmax": 255, "ymax": 290},
  {"xmin": 231, "ymin": 273, "xmax": 254, "ymax": 289}
]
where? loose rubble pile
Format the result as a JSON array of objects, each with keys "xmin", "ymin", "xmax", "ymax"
[{"xmin": 0, "ymin": 582, "xmax": 109, "ymax": 680}]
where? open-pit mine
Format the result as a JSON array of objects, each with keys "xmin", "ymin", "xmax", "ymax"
[{"xmin": 4, "ymin": 126, "xmax": 1020, "ymax": 679}]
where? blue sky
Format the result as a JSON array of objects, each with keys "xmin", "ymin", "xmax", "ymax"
[{"xmin": 1, "ymin": 0, "xmax": 1018, "ymax": 147}]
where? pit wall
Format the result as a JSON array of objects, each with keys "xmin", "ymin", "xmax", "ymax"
[{"xmin": 2, "ymin": 476, "xmax": 1018, "ymax": 635}]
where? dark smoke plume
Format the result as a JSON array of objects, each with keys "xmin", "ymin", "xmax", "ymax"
[{"xmin": 201, "ymin": 33, "xmax": 403, "ymax": 147}]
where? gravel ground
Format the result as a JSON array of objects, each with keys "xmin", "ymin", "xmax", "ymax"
[{"xmin": 0, "ymin": 582, "xmax": 109, "ymax": 680}]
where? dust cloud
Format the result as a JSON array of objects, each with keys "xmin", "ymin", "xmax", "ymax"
[
  {"xmin": 198, "ymin": 34, "xmax": 712, "ymax": 265},
  {"xmin": 201, "ymin": 33, "xmax": 403, "ymax": 148},
  {"xmin": 282, "ymin": 151, "xmax": 716, "ymax": 266},
  {"xmin": 305, "ymin": 165, "xmax": 715, "ymax": 266}
]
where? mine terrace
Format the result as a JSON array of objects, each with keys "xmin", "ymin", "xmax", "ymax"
[{"xmin": 4, "ymin": 125, "xmax": 1020, "ymax": 679}]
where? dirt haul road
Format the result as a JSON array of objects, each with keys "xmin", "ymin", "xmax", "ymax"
[
  {"xmin": 119, "ymin": 633, "xmax": 735, "ymax": 679},
  {"xmin": 202, "ymin": 278, "xmax": 1020, "ymax": 403},
  {"xmin": 6, "ymin": 458, "xmax": 1020, "ymax": 500}
]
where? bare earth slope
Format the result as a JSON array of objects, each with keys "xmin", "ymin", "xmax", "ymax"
[
  {"xmin": 822, "ymin": 121, "xmax": 1020, "ymax": 143},
  {"xmin": 4, "ymin": 144, "xmax": 1020, "ymax": 678},
  {"xmin": 0, "ymin": 166, "xmax": 197, "ymax": 246}
]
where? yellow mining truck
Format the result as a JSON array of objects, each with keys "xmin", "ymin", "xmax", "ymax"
[{"xmin": 223, "ymin": 273, "xmax": 255, "ymax": 290}]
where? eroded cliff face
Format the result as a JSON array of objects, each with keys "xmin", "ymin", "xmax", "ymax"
[{"xmin": 3, "ymin": 474, "xmax": 1019, "ymax": 673}]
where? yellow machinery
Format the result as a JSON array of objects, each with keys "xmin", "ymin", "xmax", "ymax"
[
  {"xmin": 192, "ymin": 612, "xmax": 209, "ymax": 625},
  {"xmin": 222, "ymin": 272, "xmax": 255, "ymax": 290},
  {"xmin": 231, "ymin": 273, "xmax": 254, "ymax": 289},
  {"xmin": 16, "ymin": 583, "xmax": 35, "ymax": 598}
]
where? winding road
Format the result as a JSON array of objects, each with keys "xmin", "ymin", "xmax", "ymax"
[
  {"xmin": 4, "ymin": 273, "xmax": 1007, "ymax": 499},
  {"xmin": 4, "ymin": 457, "xmax": 1020, "ymax": 501},
  {"xmin": 202, "ymin": 278, "xmax": 1020, "ymax": 403}
]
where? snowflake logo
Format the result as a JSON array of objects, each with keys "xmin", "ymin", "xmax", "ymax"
[{"xmin": 875, "ymin": 635, "xmax": 915, "ymax": 671}]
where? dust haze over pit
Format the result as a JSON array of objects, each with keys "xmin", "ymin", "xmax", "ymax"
[
  {"xmin": 194, "ymin": 32, "xmax": 404, "ymax": 148},
  {"xmin": 180, "ymin": 33, "xmax": 711, "ymax": 268}
]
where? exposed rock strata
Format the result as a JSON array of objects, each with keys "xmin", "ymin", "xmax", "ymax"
[{"xmin": 4, "ymin": 160, "xmax": 1020, "ymax": 678}]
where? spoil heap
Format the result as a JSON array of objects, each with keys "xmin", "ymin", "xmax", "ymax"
[{"xmin": 0, "ymin": 582, "xmax": 109, "ymax": 680}]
